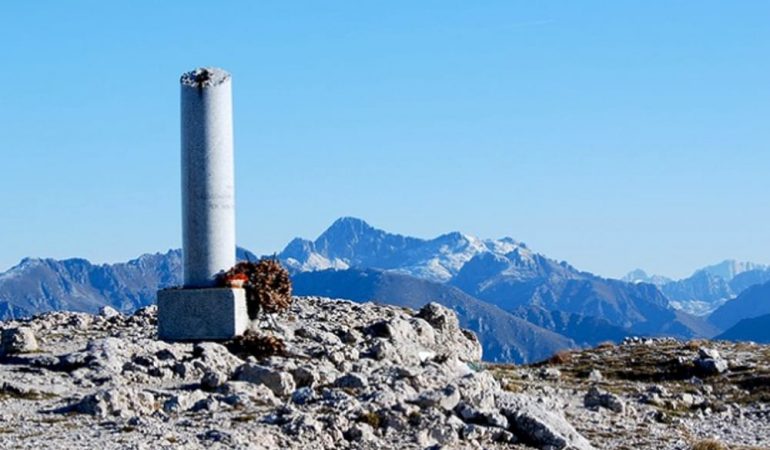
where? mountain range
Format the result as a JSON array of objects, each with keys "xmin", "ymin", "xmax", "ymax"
[
  {"xmin": 281, "ymin": 218, "xmax": 713, "ymax": 339},
  {"xmin": 624, "ymin": 261, "xmax": 770, "ymax": 316},
  {"xmin": 291, "ymin": 268, "xmax": 575, "ymax": 362},
  {"xmin": 1, "ymin": 216, "xmax": 767, "ymax": 361}
]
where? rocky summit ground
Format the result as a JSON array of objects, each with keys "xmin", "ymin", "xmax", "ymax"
[
  {"xmin": 0, "ymin": 297, "xmax": 766, "ymax": 450},
  {"xmin": 491, "ymin": 338, "xmax": 770, "ymax": 450}
]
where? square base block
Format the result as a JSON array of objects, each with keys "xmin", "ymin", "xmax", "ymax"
[{"xmin": 157, "ymin": 288, "xmax": 248, "ymax": 341}]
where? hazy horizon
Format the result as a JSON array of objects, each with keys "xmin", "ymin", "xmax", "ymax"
[{"xmin": 2, "ymin": 2, "xmax": 769, "ymax": 280}]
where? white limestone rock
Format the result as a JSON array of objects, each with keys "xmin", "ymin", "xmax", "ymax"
[
  {"xmin": 498, "ymin": 392, "xmax": 595, "ymax": 450},
  {"xmin": 0, "ymin": 327, "xmax": 39, "ymax": 355},
  {"xmin": 234, "ymin": 363, "xmax": 296, "ymax": 397}
]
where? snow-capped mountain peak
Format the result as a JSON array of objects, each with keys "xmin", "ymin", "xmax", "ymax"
[
  {"xmin": 277, "ymin": 218, "xmax": 532, "ymax": 283},
  {"xmin": 696, "ymin": 260, "xmax": 770, "ymax": 282}
]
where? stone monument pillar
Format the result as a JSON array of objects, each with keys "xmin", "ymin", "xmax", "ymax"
[
  {"xmin": 180, "ymin": 68, "xmax": 236, "ymax": 288},
  {"xmin": 157, "ymin": 67, "xmax": 248, "ymax": 341}
]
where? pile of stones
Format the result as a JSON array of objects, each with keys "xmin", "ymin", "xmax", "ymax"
[{"xmin": 0, "ymin": 297, "xmax": 593, "ymax": 450}]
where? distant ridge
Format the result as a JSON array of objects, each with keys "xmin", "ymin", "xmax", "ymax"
[
  {"xmin": 291, "ymin": 268, "xmax": 576, "ymax": 363},
  {"xmin": 624, "ymin": 260, "xmax": 770, "ymax": 316},
  {"xmin": 709, "ymin": 280, "xmax": 770, "ymax": 331},
  {"xmin": 0, "ymin": 216, "xmax": 751, "ymax": 362},
  {"xmin": 280, "ymin": 217, "xmax": 708, "ymax": 339},
  {"xmin": 716, "ymin": 313, "xmax": 770, "ymax": 343}
]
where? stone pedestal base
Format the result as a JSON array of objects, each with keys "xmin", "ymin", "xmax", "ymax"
[{"xmin": 157, "ymin": 288, "xmax": 248, "ymax": 341}]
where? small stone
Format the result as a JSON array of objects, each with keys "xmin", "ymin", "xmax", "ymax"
[
  {"xmin": 291, "ymin": 366, "xmax": 319, "ymax": 388},
  {"xmin": 539, "ymin": 367, "xmax": 561, "ymax": 380},
  {"xmin": 234, "ymin": 363, "xmax": 296, "ymax": 397},
  {"xmin": 99, "ymin": 306, "xmax": 121, "ymax": 319},
  {"xmin": 647, "ymin": 384, "xmax": 669, "ymax": 396},
  {"xmin": 698, "ymin": 347, "xmax": 721, "ymax": 360},
  {"xmin": 417, "ymin": 303, "xmax": 459, "ymax": 331},
  {"xmin": 345, "ymin": 423, "xmax": 375, "ymax": 442},
  {"xmin": 155, "ymin": 349, "xmax": 177, "ymax": 361},
  {"xmin": 163, "ymin": 390, "xmax": 208, "ymax": 413},
  {"xmin": 455, "ymin": 402, "xmax": 478, "ymax": 421},
  {"xmin": 460, "ymin": 424, "xmax": 486, "ymax": 440},
  {"xmin": 696, "ymin": 357, "xmax": 728, "ymax": 375},
  {"xmin": 291, "ymin": 387, "xmax": 315, "ymax": 405},
  {"xmin": 193, "ymin": 342, "xmax": 243, "ymax": 376},
  {"xmin": 0, "ymin": 328, "xmax": 39, "ymax": 355},
  {"xmin": 217, "ymin": 381, "xmax": 278, "ymax": 407},
  {"xmin": 679, "ymin": 393, "xmax": 695, "ymax": 408},
  {"xmin": 584, "ymin": 386, "xmax": 625, "ymax": 414},
  {"xmin": 334, "ymin": 373, "xmax": 368, "ymax": 389},
  {"xmin": 77, "ymin": 388, "xmax": 156, "ymax": 418},
  {"xmin": 491, "ymin": 429, "xmax": 518, "ymax": 443},
  {"xmin": 190, "ymin": 396, "xmax": 219, "ymax": 412},
  {"xmin": 479, "ymin": 411, "xmax": 509, "ymax": 429},
  {"xmin": 201, "ymin": 370, "xmax": 228, "ymax": 390},
  {"xmin": 642, "ymin": 392, "xmax": 664, "ymax": 406},
  {"xmin": 368, "ymin": 340, "xmax": 396, "ymax": 361},
  {"xmin": 414, "ymin": 385, "xmax": 460, "ymax": 411},
  {"xmin": 197, "ymin": 429, "xmax": 233, "ymax": 445},
  {"xmin": 588, "ymin": 369, "xmax": 603, "ymax": 381}
]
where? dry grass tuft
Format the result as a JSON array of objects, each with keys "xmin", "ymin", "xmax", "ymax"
[
  {"xmin": 226, "ymin": 330, "xmax": 286, "ymax": 360},
  {"xmin": 358, "ymin": 411, "xmax": 382, "ymax": 428},
  {"xmin": 548, "ymin": 350, "xmax": 572, "ymax": 365},
  {"xmin": 684, "ymin": 340, "xmax": 705, "ymax": 351},
  {"xmin": 691, "ymin": 439, "xmax": 727, "ymax": 450}
]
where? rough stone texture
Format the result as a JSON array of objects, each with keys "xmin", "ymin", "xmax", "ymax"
[
  {"xmin": 0, "ymin": 327, "xmax": 38, "ymax": 355},
  {"xmin": 0, "ymin": 296, "xmax": 542, "ymax": 449},
  {"xmin": 180, "ymin": 66, "xmax": 235, "ymax": 288},
  {"xmin": 2, "ymin": 297, "xmax": 768, "ymax": 449},
  {"xmin": 694, "ymin": 347, "xmax": 730, "ymax": 375},
  {"xmin": 98, "ymin": 306, "xmax": 121, "ymax": 319},
  {"xmin": 583, "ymin": 386, "xmax": 624, "ymax": 414},
  {"xmin": 234, "ymin": 363, "xmax": 296, "ymax": 397},
  {"xmin": 490, "ymin": 338, "xmax": 770, "ymax": 449},
  {"xmin": 499, "ymin": 392, "xmax": 595, "ymax": 450},
  {"xmin": 157, "ymin": 288, "xmax": 248, "ymax": 340}
]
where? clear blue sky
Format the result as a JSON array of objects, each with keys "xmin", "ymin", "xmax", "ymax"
[{"xmin": 1, "ymin": 1, "xmax": 768, "ymax": 279}]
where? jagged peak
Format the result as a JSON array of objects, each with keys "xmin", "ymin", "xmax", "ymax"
[
  {"xmin": 325, "ymin": 216, "xmax": 375, "ymax": 233},
  {"xmin": 280, "ymin": 238, "xmax": 317, "ymax": 259},
  {"xmin": 695, "ymin": 259, "xmax": 769, "ymax": 281},
  {"xmin": 284, "ymin": 237, "xmax": 315, "ymax": 248},
  {"xmin": 4, "ymin": 257, "xmax": 46, "ymax": 274},
  {"xmin": 432, "ymin": 231, "xmax": 477, "ymax": 246}
]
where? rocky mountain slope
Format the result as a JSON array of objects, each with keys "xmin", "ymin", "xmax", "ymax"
[
  {"xmin": 716, "ymin": 313, "xmax": 770, "ymax": 343},
  {"xmin": 0, "ymin": 297, "xmax": 766, "ymax": 449},
  {"xmin": 492, "ymin": 337, "xmax": 770, "ymax": 449},
  {"xmin": 709, "ymin": 281, "xmax": 770, "ymax": 331},
  {"xmin": 0, "ymin": 251, "xmax": 181, "ymax": 318},
  {"xmin": 625, "ymin": 260, "xmax": 770, "ymax": 317},
  {"xmin": 0, "ymin": 297, "xmax": 594, "ymax": 450},
  {"xmin": 0, "ymin": 248, "xmax": 257, "ymax": 319},
  {"xmin": 508, "ymin": 306, "xmax": 630, "ymax": 347},
  {"xmin": 291, "ymin": 268, "xmax": 576, "ymax": 363}
]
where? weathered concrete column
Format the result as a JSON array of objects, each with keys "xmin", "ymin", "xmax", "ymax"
[
  {"xmin": 180, "ymin": 67, "xmax": 236, "ymax": 287},
  {"xmin": 157, "ymin": 67, "xmax": 247, "ymax": 341}
]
